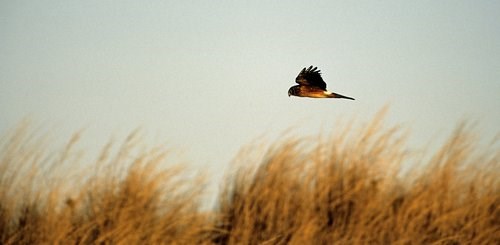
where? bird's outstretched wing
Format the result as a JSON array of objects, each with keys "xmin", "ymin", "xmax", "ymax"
[{"xmin": 295, "ymin": 66, "xmax": 327, "ymax": 90}]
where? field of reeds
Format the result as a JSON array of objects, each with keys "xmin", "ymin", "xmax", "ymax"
[{"xmin": 1, "ymin": 113, "xmax": 498, "ymax": 244}]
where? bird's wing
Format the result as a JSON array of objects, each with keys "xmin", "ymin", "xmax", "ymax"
[{"xmin": 295, "ymin": 66, "xmax": 327, "ymax": 90}]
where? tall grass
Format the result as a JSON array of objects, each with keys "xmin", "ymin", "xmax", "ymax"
[{"xmin": 1, "ymin": 113, "xmax": 498, "ymax": 244}]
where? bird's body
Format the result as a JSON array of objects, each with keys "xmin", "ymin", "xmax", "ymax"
[{"xmin": 288, "ymin": 66, "xmax": 354, "ymax": 100}]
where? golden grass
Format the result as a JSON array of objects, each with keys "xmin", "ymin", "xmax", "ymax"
[{"xmin": 1, "ymin": 113, "xmax": 498, "ymax": 244}]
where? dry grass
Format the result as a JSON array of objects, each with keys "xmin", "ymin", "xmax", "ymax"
[{"xmin": 1, "ymin": 113, "xmax": 498, "ymax": 244}]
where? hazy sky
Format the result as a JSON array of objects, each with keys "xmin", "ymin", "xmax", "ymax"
[{"xmin": 1, "ymin": 1, "xmax": 499, "ymax": 176}]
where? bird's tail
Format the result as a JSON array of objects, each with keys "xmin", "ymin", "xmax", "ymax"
[{"xmin": 328, "ymin": 92, "xmax": 355, "ymax": 100}]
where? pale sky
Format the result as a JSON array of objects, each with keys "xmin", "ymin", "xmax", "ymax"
[{"xmin": 1, "ymin": 1, "xmax": 499, "ymax": 177}]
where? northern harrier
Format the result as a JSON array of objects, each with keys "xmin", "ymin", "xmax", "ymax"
[{"xmin": 288, "ymin": 66, "xmax": 355, "ymax": 100}]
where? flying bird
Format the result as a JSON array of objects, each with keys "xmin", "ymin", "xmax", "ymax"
[{"xmin": 288, "ymin": 66, "xmax": 355, "ymax": 100}]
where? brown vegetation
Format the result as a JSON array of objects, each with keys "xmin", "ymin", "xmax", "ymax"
[{"xmin": 1, "ymin": 114, "xmax": 498, "ymax": 244}]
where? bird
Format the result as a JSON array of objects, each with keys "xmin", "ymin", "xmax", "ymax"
[{"xmin": 288, "ymin": 66, "xmax": 355, "ymax": 100}]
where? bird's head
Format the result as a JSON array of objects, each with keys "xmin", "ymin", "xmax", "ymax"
[{"xmin": 288, "ymin": 86, "xmax": 299, "ymax": 97}]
